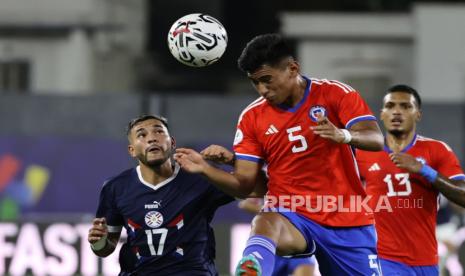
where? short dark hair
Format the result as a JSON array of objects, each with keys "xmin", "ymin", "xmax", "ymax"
[
  {"xmin": 237, "ymin": 33, "xmax": 294, "ymax": 73},
  {"xmin": 126, "ymin": 115, "xmax": 169, "ymax": 136},
  {"xmin": 386, "ymin": 84, "xmax": 422, "ymax": 109}
]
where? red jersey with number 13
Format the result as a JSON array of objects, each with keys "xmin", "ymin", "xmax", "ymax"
[{"xmin": 357, "ymin": 135, "xmax": 465, "ymax": 265}]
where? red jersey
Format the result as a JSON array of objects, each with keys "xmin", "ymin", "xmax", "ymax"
[
  {"xmin": 357, "ymin": 135, "xmax": 465, "ymax": 266},
  {"xmin": 233, "ymin": 77, "xmax": 377, "ymax": 227}
]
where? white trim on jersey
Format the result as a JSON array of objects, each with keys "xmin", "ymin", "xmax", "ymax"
[
  {"xmin": 450, "ymin": 173, "xmax": 465, "ymax": 180},
  {"xmin": 311, "ymin": 78, "xmax": 355, "ymax": 94},
  {"xmin": 176, "ymin": 247, "xmax": 184, "ymax": 256},
  {"xmin": 107, "ymin": 225, "xmax": 123, "ymax": 233},
  {"xmin": 176, "ymin": 219, "xmax": 184, "ymax": 229},
  {"xmin": 137, "ymin": 163, "xmax": 180, "ymax": 191},
  {"xmin": 237, "ymin": 97, "xmax": 266, "ymax": 124},
  {"xmin": 417, "ymin": 135, "xmax": 453, "ymax": 152},
  {"xmin": 330, "ymin": 79, "xmax": 355, "ymax": 92},
  {"xmin": 345, "ymin": 115, "xmax": 377, "ymax": 129},
  {"xmin": 235, "ymin": 153, "xmax": 263, "ymax": 160}
]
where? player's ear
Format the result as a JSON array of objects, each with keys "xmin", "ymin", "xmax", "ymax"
[
  {"xmin": 128, "ymin": 144, "xmax": 136, "ymax": 157},
  {"xmin": 288, "ymin": 60, "xmax": 300, "ymax": 77},
  {"xmin": 415, "ymin": 109, "xmax": 422, "ymax": 122}
]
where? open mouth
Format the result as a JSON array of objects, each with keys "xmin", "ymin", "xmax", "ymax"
[
  {"xmin": 391, "ymin": 117, "xmax": 403, "ymax": 126},
  {"xmin": 146, "ymin": 145, "xmax": 162, "ymax": 154}
]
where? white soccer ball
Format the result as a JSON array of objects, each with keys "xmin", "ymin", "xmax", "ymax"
[{"xmin": 167, "ymin": 13, "xmax": 228, "ymax": 67}]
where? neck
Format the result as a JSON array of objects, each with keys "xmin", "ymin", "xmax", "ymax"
[
  {"xmin": 139, "ymin": 160, "xmax": 174, "ymax": 186},
  {"xmin": 386, "ymin": 131, "xmax": 416, "ymax": 153},
  {"xmin": 282, "ymin": 76, "xmax": 307, "ymax": 107}
]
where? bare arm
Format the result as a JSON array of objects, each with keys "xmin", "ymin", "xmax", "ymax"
[
  {"xmin": 247, "ymin": 170, "xmax": 268, "ymax": 197},
  {"xmin": 347, "ymin": 120, "xmax": 384, "ymax": 151},
  {"xmin": 312, "ymin": 115, "xmax": 383, "ymax": 151},
  {"xmin": 432, "ymin": 178, "xmax": 465, "ymax": 208},
  {"xmin": 88, "ymin": 217, "xmax": 121, "ymax": 257},
  {"xmin": 390, "ymin": 153, "xmax": 465, "ymax": 207},
  {"xmin": 201, "ymin": 144, "xmax": 235, "ymax": 166},
  {"xmin": 175, "ymin": 148, "xmax": 262, "ymax": 198},
  {"xmin": 201, "ymin": 144, "xmax": 268, "ymax": 197}
]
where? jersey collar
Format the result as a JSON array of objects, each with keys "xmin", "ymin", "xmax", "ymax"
[
  {"xmin": 136, "ymin": 163, "xmax": 180, "ymax": 191},
  {"xmin": 384, "ymin": 133, "xmax": 418, "ymax": 153},
  {"xmin": 277, "ymin": 76, "xmax": 311, "ymax": 113}
]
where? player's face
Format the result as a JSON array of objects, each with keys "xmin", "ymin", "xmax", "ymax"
[
  {"xmin": 247, "ymin": 60, "xmax": 299, "ymax": 106},
  {"xmin": 380, "ymin": 92, "xmax": 421, "ymax": 136},
  {"xmin": 128, "ymin": 119, "xmax": 175, "ymax": 167}
]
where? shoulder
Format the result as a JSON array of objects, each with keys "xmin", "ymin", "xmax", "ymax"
[
  {"xmin": 237, "ymin": 97, "xmax": 267, "ymax": 125},
  {"xmin": 310, "ymin": 78, "xmax": 357, "ymax": 96},
  {"xmin": 416, "ymin": 135, "xmax": 454, "ymax": 152},
  {"xmin": 175, "ymin": 169, "xmax": 211, "ymax": 188},
  {"xmin": 102, "ymin": 168, "xmax": 136, "ymax": 189}
]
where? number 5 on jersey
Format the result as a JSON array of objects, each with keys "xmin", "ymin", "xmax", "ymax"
[{"xmin": 287, "ymin": 126, "xmax": 308, "ymax": 153}]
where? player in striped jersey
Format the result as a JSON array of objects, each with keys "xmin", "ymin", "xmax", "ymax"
[
  {"xmin": 357, "ymin": 85, "xmax": 465, "ymax": 275},
  {"xmin": 175, "ymin": 33, "xmax": 384, "ymax": 275}
]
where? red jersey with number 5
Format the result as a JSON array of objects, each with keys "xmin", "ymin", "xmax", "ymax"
[
  {"xmin": 356, "ymin": 135, "xmax": 465, "ymax": 265},
  {"xmin": 233, "ymin": 76, "xmax": 377, "ymax": 227}
]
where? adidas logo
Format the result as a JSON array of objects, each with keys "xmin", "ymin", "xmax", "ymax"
[
  {"xmin": 265, "ymin": 125, "xmax": 279, "ymax": 135},
  {"xmin": 368, "ymin": 163, "xmax": 381, "ymax": 171}
]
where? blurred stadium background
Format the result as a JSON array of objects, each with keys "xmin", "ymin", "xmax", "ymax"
[{"xmin": 1, "ymin": 0, "xmax": 465, "ymax": 275}]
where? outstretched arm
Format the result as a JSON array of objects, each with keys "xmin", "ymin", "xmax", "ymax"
[
  {"xmin": 312, "ymin": 115, "xmax": 384, "ymax": 151},
  {"xmin": 390, "ymin": 152, "xmax": 465, "ymax": 208},
  {"xmin": 201, "ymin": 144, "xmax": 268, "ymax": 197},
  {"xmin": 175, "ymin": 148, "xmax": 263, "ymax": 198},
  {"xmin": 201, "ymin": 144, "xmax": 235, "ymax": 166}
]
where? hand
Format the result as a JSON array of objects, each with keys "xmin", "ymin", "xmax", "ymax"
[
  {"xmin": 311, "ymin": 114, "xmax": 346, "ymax": 143},
  {"xmin": 174, "ymin": 148, "xmax": 210, "ymax": 173},
  {"xmin": 88, "ymin": 217, "xmax": 108, "ymax": 244},
  {"xmin": 201, "ymin": 144, "xmax": 234, "ymax": 165},
  {"xmin": 389, "ymin": 152, "xmax": 422, "ymax": 173}
]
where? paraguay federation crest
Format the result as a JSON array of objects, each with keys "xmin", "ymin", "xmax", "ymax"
[
  {"xmin": 309, "ymin": 105, "xmax": 327, "ymax": 122},
  {"xmin": 145, "ymin": 211, "xmax": 164, "ymax": 228}
]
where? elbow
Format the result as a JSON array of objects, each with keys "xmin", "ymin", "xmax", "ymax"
[
  {"xmin": 373, "ymin": 134, "xmax": 384, "ymax": 151},
  {"xmin": 364, "ymin": 131, "xmax": 384, "ymax": 151},
  {"xmin": 358, "ymin": 133, "xmax": 384, "ymax": 152},
  {"xmin": 236, "ymin": 186, "xmax": 255, "ymax": 199},
  {"xmin": 235, "ymin": 180, "xmax": 256, "ymax": 199}
]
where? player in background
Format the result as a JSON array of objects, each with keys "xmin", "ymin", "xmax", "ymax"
[
  {"xmin": 87, "ymin": 115, "xmax": 234, "ymax": 275},
  {"xmin": 201, "ymin": 144, "xmax": 316, "ymax": 276},
  {"xmin": 356, "ymin": 84, "xmax": 465, "ymax": 275},
  {"xmin": 175, "ymin": 33, "xmax": 384, "ymax": 275}
]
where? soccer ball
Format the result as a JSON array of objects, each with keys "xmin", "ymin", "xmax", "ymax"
[{"xmin": 167, "ymin": 13, "xmax": 228, "ymax": 67}]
